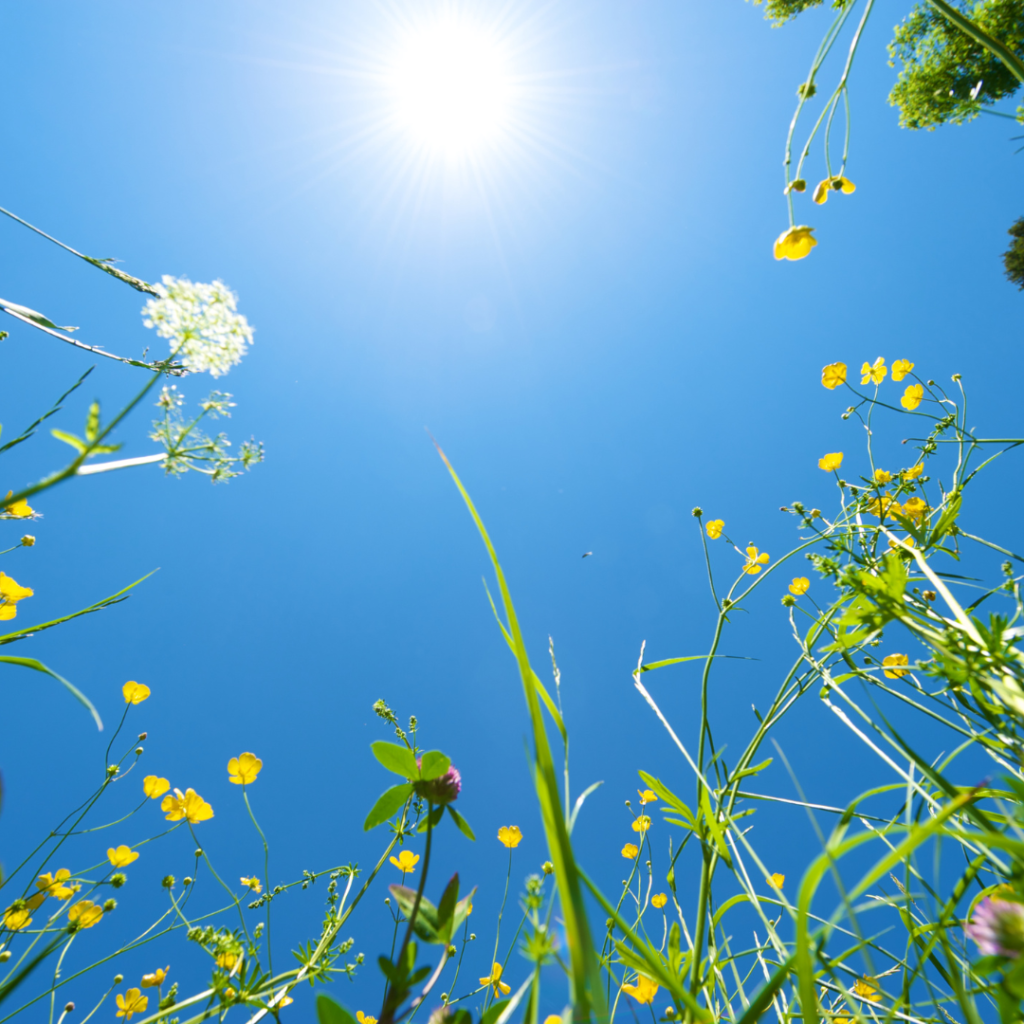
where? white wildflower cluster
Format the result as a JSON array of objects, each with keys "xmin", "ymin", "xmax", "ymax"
[{"xmin": 142, "ymin": 276, "xmax": 253, "ymax": 377}]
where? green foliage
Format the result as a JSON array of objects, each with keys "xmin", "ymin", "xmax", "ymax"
[
  {"xmin": 752, "ymin": 0, "xmax": 852, "ymax": 28},
  {"xmin": 1005, "ymin": 216, "xmax": 1024, "ymax": 287},
  {"xmin": 889, "ymin": 0, "xmax": 1024, "ymax": 128}
]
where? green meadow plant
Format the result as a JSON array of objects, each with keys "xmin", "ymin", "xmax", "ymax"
[
  {"xmin": 4, "ymin": 220, "xmax": 1024, "ymax": 1024},
  {"xmin": 760, "ymin": 0, "xmax": 1024, "ymax": 268}
]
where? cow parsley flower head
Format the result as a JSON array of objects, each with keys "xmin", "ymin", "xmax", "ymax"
[{"xmin": 142, "ymin": 277, "xmax": 253, "ymax": 377}]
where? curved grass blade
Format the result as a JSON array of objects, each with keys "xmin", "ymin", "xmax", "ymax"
[{"xmin": 0, "ymin": 655, "xmax": 101, "ymax": 729}]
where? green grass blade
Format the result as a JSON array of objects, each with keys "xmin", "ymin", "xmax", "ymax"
[
  {"xmin": 0, "ymin": 655, "xmax": 101, "ymax": 729},
  {"xmin": 434, "ymin": 440, "xmax": 606, "ymax": 1024}
]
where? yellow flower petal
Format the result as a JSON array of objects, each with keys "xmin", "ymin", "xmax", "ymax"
[
  {"xmin": 143, "ymin": 776, "xmax": 170, "ymax": 799},
  {"xmin": 773, "ymin": 225, "xmax": 817, "ymax": 261},
  {"xmin": 141, "ymin": 967, "xmax": 169, "ymax": 988},
  {"xmin": 497, "ymin": 825, "xmax": 522, "ymax": 848},
  {"xmin": 901, "ymin": 383, "xmax": 924, "ymax": 411},
  {"xmin": 766, "ymin": 873, "xmax": 785, "ymax": 888},
  {"xmin": 621, "ymin": 843, "xmax": 639, "ymax": 859},
  {"xmin": 882, "ymin": 654, "xmax": 909, "ymax": 679},
  {"xmin": 107, "ymin": 845, "xmax": 139, "ymax": 868},
  {"xmin": 812, "ymin": 180, "xmax": 830, "ymax": 204},
  {"xmin": 122, "ymin": 681, "xmax": 150, "ymax": 705},
  {"xmin": 891, "ymin": 358, "xmax": 914, "ymax": 382},
  {"xmin": 860, "ymin": 357, "xmax": 887, "ymax": 386},
  {"xmin": 651, "ymin": 893, "xmax": 668, "ymax": 909},
  {"xmin": 227, "ymin": 752, "xmax": 263, "ymax": 785},
  {"xmin": 788, "ymin": 577, "xmax": 809, "ymax": 596},
  {"xmin": 821, "ymin": 362, "xmax": 847, "ymax": 390},
  {"xmin": 3, "ymin": 491, "xmax": 35, "ymax": 519},
  {"xmin": 621, "ymin": 975, "xmax": 659, "ymax": 1005},
  {"xmin": 705, "ymin": 519, "xmax": 724, "ymax": 540},
  {"xmin": 389, "ymin": 850, "xmax": 420, "ymax": 872},
  {"xmin": 818, "ymin": 452, "xmax": 843, "ymax": 473}
]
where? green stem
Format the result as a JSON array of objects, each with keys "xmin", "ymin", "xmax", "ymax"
[
  {"xmin": 242, "ymin": 789, "xmax": 272, "ymax": 973},
  {"xmin": 926, "ymin": 0, "xmax": 1024, "ymax": 84}
]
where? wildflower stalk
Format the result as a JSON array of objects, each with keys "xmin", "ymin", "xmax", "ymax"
[
  {"xmin": 484, "ymin": 847, "xmax": 513, "ymax": 1011},
  {"xmin": 242, "ymin": 789, "xmax": 273, "ymax": 973}
]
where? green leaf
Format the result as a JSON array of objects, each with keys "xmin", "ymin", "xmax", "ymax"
[
  {"xmin": 316, "ymin": 995, "xmax": 357, "ymax": 1024},
  {"xmin": 417, "ymin": 805, "xmax": 445, "ymax": 832},
  {"xmin": 0, "ymin": 656, "xmax": 102, "ymax": 730},
  {"xmin": 419, "ymin": 750, "xmax": 450, "ymax": 780},
  {"xmin": 435, "ymin": 873, "xmax": 460, "ymax": 941},
  {"xmin": 371, "ymin": 740, "xmax": 418, "ymax": 779},
  {"xmin": 732, "ymin": 757, "xmax": 773, "ymax": 781},
  {"xmin": 480, "ymin": 1001, "xmax": 511, "ymax": 1024},
  {"xmin": 699, "ymin": 787, "xmax": 732, "ymax": 867},
  {"xmin": 447, "ymin": 805, "xmax": 476, "ymax": 840},
  {"xmin": 363, "ymin": 783, "xmax": 413, "ymax": 831},
  {"xmin": 639, "ymin": 770, "xmax": 696, "ymax": 827},
  {"xmin": 50, "ymin": 428, "xmax": 87, "ymax": 454},
  {"xmin": 85, "ymin": 402, "xmax": 100, "ymax": 443},
  {"xmin": 389, "ymin": 885, "xmax": 442, "ymax": 943},
  {"xmin": 0, "ymin": 298, "xmax": 77, "ymax": 332}
]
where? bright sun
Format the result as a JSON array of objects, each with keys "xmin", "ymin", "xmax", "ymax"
[{"xmin": 391, "ymin": 21, "xmax": 511, "ymax": 158}]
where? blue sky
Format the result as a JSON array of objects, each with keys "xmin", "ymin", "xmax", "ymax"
[{"xmin": 2, "ymin": 1, "xmax": 1023, "ymax": 1019}]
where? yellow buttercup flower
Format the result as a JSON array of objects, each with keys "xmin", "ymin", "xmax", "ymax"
[
  {"xmin": 216, "ymin": 952, "xmax": 238, "ymax": 970},
  {"xmin": 882, "ymin": 654, "xmax": 910, "ymax": 679},
  {"xmin": 873, "ymin": 469, "xmax": 892, "ymax": 484},
  {"xmin": 705, "ymin": 519, "xmax": 724, "ymax": 540},
  {"xmin": 621, "ymin": 974, "xmax": 659, "ymax": 1005},
  {"xmin": 651, "ymin": 893, "xmax": 668, "ymax": 909},
  {"xmin": 852, "ymin": 977, "xmax": 882, "ymax": 1002},
  {"xmin": 3, "ymin": 908, "xmax": 31, "ymax": 932},
  {"xmin": 115, "ymin": 989, "xmax": 148, "ymax": 1022},
  {"xmin": 67, "ymin": 900, "xmax": 103, "ymax": 929},
  {"xmin": 766, "ymin": 873, "xmax": 785, "ymax": 889},
  {"xmin": 902, "ymin": 463, "xmax": 924, "ymax": 480},
  {"xmin": 621, "ymin": 843, "xmax": 639, "ymax": 859},
  {"xmin": 143, "ymin": 775, "xmax": 170, "ymax": 800},
  {"xmin": 240, "ymin": 876, "xmax": 262, "ymax": 893},
  {"xmin": 227, "ymin": 752, "xmax": 262, "ymax": 785},
  {"xmin": 631, "ymin": 815, "xmax": 651, "ymax": 833},
  {"xmin": 813, "ymin": 175, "xmax": 855, "ymax": 204},
  {"xmin": 773, "ymin": 225, "xmax": 817, "ymax": 261},
  {"xmin": 497, "ymin": 825, "xmax": 522, "ymax": 849},
  {"xmin": 279, "ymin": 997, "xmax": 295, "ymax": 1008},
  {"xmin": 122, "ymin": 680, "xmax": 150, "ymax": 704},
  {"xmin": 860, "ymin": 357, "xmax": 887, "ymax": 385},
  {"xmin": 866, "ymin": 496, "xmax": 901, "ymax": 521},
  {"xmin": 902, "ymin": 497, "xmax": 928, "ymax": 520},
  {"xmin": 742, "ymin": 547, "xmax": 770, "ymax": 575},
  {"xmin": 161, "ymin": 788, "xmax": 213, "ymax": 824},
  {"xmin": 36, "ymin": 869, "xmax": 77, "ymax": 900},
  {"xmin": 141, "ymin": 966, "xmax": 169, "ymax": 988},
  {"xmin": 891, "ymin": 359, "xmax": 914, "ymax": 382},
  {"xmin": 25, "ymin": 893, "xmax": 45, "ymax": 912},
  {"xmin": 0, "ymin": 572, "xmax": 33, "ymax": 621},
  {"xmin": 3, "ymin": 491, "xmax": 35, "ymax": 518},
  {"xmin": 901, "ymin": 384, "xmax": 924, "ymax": 411},
  {"xmin": 638, "ymin": 789, "xmax": 657, "ymax": 804},
  {"xmin": 821, "ymin": 362, "xmax": 847, "ymax": 390},
  {"xmin": 107, "ymin": 845, "xmax": 139, "ymax": 868},
  {"xmin": 788, "ymin": 577, "xmax": 809, "ymax": 596},
  {"xmin": 818, "ymin": 452, "xmax": 843, "ymax": 472},
  {"xmin": 479, "ymin": 962, "xmax": 511, "ymax": 997},
  {"xmin": 357, "ymin": 1013, "xmax": 377, "ymax": 1024},
  {"xmin": 542, "ymin": 1017, "xmax": 562, "ymax": 1024},
  {"xmin": 390, "ymin": 850, "xmax": 420, "ymax": 873}
]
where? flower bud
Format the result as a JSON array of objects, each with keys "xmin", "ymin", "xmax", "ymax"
[
  {"xmin": 781, "ymin": 595, "xmax": 796, "ymax": 607},
  {"xmin": 194, "ymin": 849, "xmax": 203, "ymax": 858},
  {"xmin": 138, "ymin": 732, "xmax": 147, "ymax": 740},
  {"xmin": 106, "ymin": 765, "xmax": 118, "ymax": 776},
  {"xmin": 690, "ymin": 507, "xmax": 703, "ymax": 518},
  {"xmin": 183, "ymin": 877, "xmax": 193, "ymax": 886},
  {"xmin": 447, "ymin": 944, "xmax": 457, "ymax": 957},
  {"xmin": 114, "ymin": 975, "xmax": 124, "ymax": 985},
  {"xmin": 65, "ymin": 1003, "xmax": 75, "ymax": 1013},
  {"xmin": 542, "ymin": 861, "xmax": 554, "ymax": 875},
  {"xmin": 135, "ymin": 747, "xmax": 144, "ymax": 755},
  {"xmin": 103, "ymin": 899, "xmax": 117, "ymax": 913},
  {"xmin": 469, "ymin": 933, "xmax": 476, "ymax": 941},
  {"xmin": 922, "ymin": 590, "xmax": 936, "ymax": 602},
  {"xmin": 789, "ymin": 178, "xmax": 807, "ymax": 192},
  {"xmin": 162, "ymin": 876, "xmax": 176, "ymax": 889},
  {"xmin": 110, "ymin": 873, "xmax": 127, "ymax": 889},
  {"xmin": 20, "ymin": 535, "xmax": 34, "ymax": 547},
  {"xmin": 0, "ymin": 951, "xmax": 10, "ymax": 962}
]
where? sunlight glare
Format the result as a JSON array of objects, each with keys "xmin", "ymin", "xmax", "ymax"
[{"xmin": 391, "ymin": 22, "xmax": 511, "ymax": 158}]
